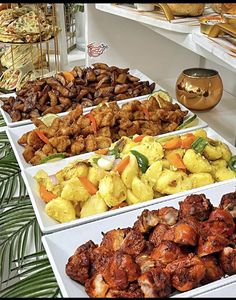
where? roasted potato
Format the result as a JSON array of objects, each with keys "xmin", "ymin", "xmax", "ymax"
[
  {"xmin": 45, "ymin": 197, "xmax": 76, "ymax": 223},
  {"xmin": 121, "ymin": 154, "xmax": 139, "ymax": 189},
  {"xmin": 203, "ymin": 144, "xmax": 223, "ymax": 161},
  {"xmin": 131, "ymin": 140, "xmax": 164, "ymax": 165},
  {"xmin": 56, "ymin": 161, "xmax": 89, "ymax": 182},
  {"xmin": 211, "ymin": 167, "xmax": 235, "ymax": 182},
  {"xmin": 61, "ymin": 178, "xmax": 90, "ymax": 202},
  {"xmin": 189, "ymin": 173, "xmax": 214, "ymax": 189},
  {"xmin": 80, "ymin": 193, "xmax": 108, "ymax": 218},
  {"xmin": 141, "ymin": 160, "xmax": 163, "ymax": 188},
  {"xmin": 126, "ymin": 189, "xmax": 142, "ymax": 205},
  {"xmin": 87, "ymin": 166, "xmax": 107, "ymax": 187},
  {"xmin": 131, "ymin": 176, "xmax": 154, "ymax": 202},
  {"xmin": 183, "ymin": 149, "xmax": 212, "ymax": 173}
]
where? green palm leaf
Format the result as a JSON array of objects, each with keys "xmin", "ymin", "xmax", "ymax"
[{"xmin": 0, "ymin": 113, "xmax": 6, "ymax": 127}]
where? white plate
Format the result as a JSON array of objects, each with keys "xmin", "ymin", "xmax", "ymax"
[
  {"xmin": 42, "ymin": 181, "xmax": 236, "ymax": 298},
  {"xmin": 6, "ymin": 96, "xmax": 207, "ymax": 170},
  {"xmin": 0, "ymin": 69, "xmax": 158, "ymax": 128},
  {"xmin": 22, "ymin": 127, "xmax": 235, "ymax": 234}
]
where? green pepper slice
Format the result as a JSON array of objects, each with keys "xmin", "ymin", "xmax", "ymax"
[
  {"xmin": 228, "ymin": 155, "xmax": 236, "ymax": 172},
  {"xmin": 130, "ymin": 150, "xmax": 149, "ymax": 173},
  {"xmin": 176, "ymin": 114, "xmax": 197, "ymax": 130},
  {"xmin": 39, "ymin": 153, "xmax": 66, "ymax": 164},
  {"xmin": 191, "ymin": 137, "xmax": 209, "ymax": 154}
]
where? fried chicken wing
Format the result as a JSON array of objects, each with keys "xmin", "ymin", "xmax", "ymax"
[
  {"xmin": 200, "ymin": 255, "xmax": 224, "ymax": 284},
  {"xmin": 65, "ymin": 240, "xmax": 97, "ymax": 284},
  {"xmin": 138, "ymin": 267, "xmax": 172, "ymax": 298},
  {"xmin": 179, "ymin": 194, "xmax": 213, "ymax": 221},
  {"xmin": 165, "ymin": 254, "xmax": 206, "ymax": 292},
  {"xmin": 220, "ymin": 191, "xmax": 236, "ymax": 218},
  {"xmin": 219, "ymin": 247, "xmax": 236, "ymax": 275}
]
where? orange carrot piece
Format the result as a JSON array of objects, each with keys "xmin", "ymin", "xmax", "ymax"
[
  {"xmin": 168, "ymin": 152, "xmax": 186, "ymax": 170},
  {"xmin": 163, "ymin": 137, "xmax": 182, "ymax": 150},
  {"xmin": 113, "ymin": 155, "xmax": 130, "ymax": 174},
  {"xmin": 142, "ymin": 107, "xmax": 150, "ymax": 120},
  {"xmin": 133, "ymin": 134, "xmax": 146, "ymax": 143},
  {"xmin": 35, "ymin": 129, "xmax": 50, "ymax": 144},
  {"xmin": 39, "ymin": 183, "xmax": 56, "ymax": 203},
  {"xmin": 181, "ymin": 133, "xmax": 197, "ymax": 149},
  {"xmin": 63, "ymin": 71, "xmax": 75, "ymax": 81},
  {"xmin": 79, "ymin": 176, "xmax": 98, "ymax": 195},
  {"xmin": 86, "ymin": 113, "xmax": 97, "ymax": 134},
  {"xmin": 95, "ymin": 148, "xmax": 109, "ymax": 155}
]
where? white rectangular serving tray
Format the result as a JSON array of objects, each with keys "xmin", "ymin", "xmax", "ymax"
[
  {"xmin": 0, "ymin": 69, "xmax": 158, "ymax": 128},
  {"xmin": 22, "ymin": 126, "xmax": 236, "ymax": 234},
  {"xmin": 42, "ymin": 180, "xmax": 236, "ymax": 298},
  {"xmin": 7, "ymin": 97, "xmax": 207, "ymax": 170}
]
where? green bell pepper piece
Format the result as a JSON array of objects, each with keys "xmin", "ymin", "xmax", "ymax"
[
  {"xmin": 228, "ymin": 155, "xmax": 236, "ymax": 172},
  {"xmin": 191, "ymin": 137, "xmax": 209, "ymax": 154}
]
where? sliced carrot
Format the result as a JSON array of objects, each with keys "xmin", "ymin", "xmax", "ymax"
[
  {"xmin": 168, "ymin": 152, "xmax": 186, "ymax": 170},
  {"xmin": 63, "ymin": 71, "xmax": 75, "ymax": 82},
  {"xmin": 95, "ymin": 148, "xmax": 109, "ymax": 155},
  {"xmin": 133, "ymin": 134, "xmax": 146, "ymax": 143},
  {"xmin": 163, "ymin": 137, "xmax": 182, "ymax": 150},
  {"xmin": 86, "ymin": 113, "xmax": 97, "ymax": 134},
  {"xmin": 35, "ymin": 129, "xmax": 50, "ymax": 144},
  {"xmin": 39, "ymin": 183, "xmax": 56, "ymax": 203},
  {"xmin": 142, "ymin": 107, "xmax": 150, "ymax": 120},
  {"xmin": 113, "ymin": 155, "xmax": 130, "ymax": 174},
  {"xmin": 181, "ymin": 133, "xmax": 197, "ymax": 149},
  {"xmin": 79, "ymin": 176, "xmax": 98, "ymax": 195}
]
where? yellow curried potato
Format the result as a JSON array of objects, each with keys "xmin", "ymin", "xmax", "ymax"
[
  {"xmin": 61, "ymin": 178, "xmax": 90, "ymax": 202},
  {"xmin": 87, "ymin": 166, "xmax": 107, "ymax": 187},
  {"xmin": 34, "ymin": 170, "xmax": 62, "ymax": 196},
  {"xmin": 194, "ymin": 129, "xmax": 207, "ymax": 139},
  {"xmin": 165, "ymin": 148, "xmax": 185, "ymax": 160},
  {"xmin": 127, "ymin": 189, "xmax": 142, "ymax": 205},
  {"xmin": 155, "ymin": 169, "xmax": 192, "ymax": 195},
  {"xmin": 99, "ymin": 173, "xmax": 127, "ymax": 207},
  {"xmin": 121, "ymin": 154, "xmax": 139, "ymax": 189},
  {"xmin": 219, "ymin": 142, "xmax": 232, "ymax": 162},
  {"xmin": 130, "ymin": 141, "xmax": 164, "ymax": 165},
  {"xmin": 56, "ymin": 161, "xmax": 89, "ymax": 182},
  {"xmin": 45, "ymin": 197, "xmax": 76, "ymax": 223},
  {"xmin": 211, "ymin": 167, "xmax": 235, "ymax": 182},
  {"xmin": 183, "ymin": 149, "xmax": 212, "ymax": 173},
  {"xmin": 141, "ymin": 160, "xmax": 163, "ymax": 188},
  {"xmin": 211, "ymin": 159, "xmax": 227, "ymax": 169},
  {"xmin": 132, "ymin": 176, "xmax": 154, "ymax": 202},
  {"xmin": 121, "ymin": 137, "xmax": 137, "ymax": 155},
  {"xmin": 80, "ymin": 193, "xmax": 108, "ymax": 218},
  {"xmin": 189, "ymin": 173, "xmax": 214, "ymax": 189},
  {"xmin": 203, "ymin": 144, "xmax": 223, "ymax": 161}
]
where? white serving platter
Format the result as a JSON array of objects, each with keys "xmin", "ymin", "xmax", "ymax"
[
  {"xmin": 0, "ymin": 69, "xmax": 158, "ymax": 128},
  {"xmin": 6, "ymin": 97, "xmax": 207, "ymax": 170},
  {"xmin": 42, "ymin": 180, "xmax": 236, "ymax": 298},
  {"xmin": 22, "ymin": 126, "xmax": 235, "ymax": 234}
]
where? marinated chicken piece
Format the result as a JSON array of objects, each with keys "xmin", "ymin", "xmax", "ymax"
[
  {"xmin": 164, "ymin": 221, "xmax": 198, "ymax": 246},
  {"xmin": 95, "ymin": 136, "xmax": 112, "ymax": 149},
  {"xmin": 165, "ymin": 254, "xmax": 206, "ymax": 292},
  {"xmin": 207, "ymin": 208, "xmax": 235, "ymax": 237},
  {"xmin": 135, "ymin": 253, "xmax": 156, "ymax": 274},
  {"xmin": 85, "ymin": 135, "xmax": 97, "ymax": 152},
  {"xmin": 100, "ymin": 228, "xmax": 131, "ymax": 252},
  {"xmin": 120, "ymin": 229, "xmax": 146, "ymax": 256},
  {"xmin": 149, "ymin": 224, "xmax": 169, "ymax": 247},
  {"xmin": 85, "ymin": 272, "xmax": 109, "ymax": 298},
  {"xmin": 138, "ymin": 267, "xmax": 172, "ymax": 298},
  {"xmin": 200, "ymin": 255, "xmax": 224, "ymax": 284},
  {"xmin": 41, "ymin": 143, "xmax": 55, "ymax": 156},
  {"xmin": 150, "ymin": 241, "xmax": 185, "ymax": 266},
  {"xmin": 18, "ymin": 132, "xmax": 29, "ymax": 145},
  {"xmin": 49, "ymin": 136, "xmax": 71, "ymax": 152},
  {"xmin": 220, "ymin": 191, "xmax": 236, "ymax": 218},
  {"xmin": 158, "ymin": 207, "xmax": 179, "ymax": 226},
  {"xmin": 179, "ymin": 194, "xmax": 213, "ymax": 221},
  {"xmin": 102, "ymin": 251, "xmax": 141, "ymax": 290},
  {"xmin": 65, "ymin": 240, "xmax": 97, "ymax": 284},
  {"xmin": 22, "ymin": 146, "xmax": 35, "ymax": 163},
  {"xmin": 219, "ymin": 247, "xmax": 236, "ymax": 275},
  {"xmin": 26, "ymin": 130, "xmax": 45, "ymax": 149},
  {"xmin": 133, "ymin": 209, "xmax": 159, "ymax": 234},
  {"xmin": 70, "ymin": 136, "xmax": 85, "ymax": 155},
  {"xmin": 106, "ymin": 283, "xmax": 144, "ymax": 298},
  {"xmin": 197, "ymin": 234, "xmax": 230, "ymax": 257}
]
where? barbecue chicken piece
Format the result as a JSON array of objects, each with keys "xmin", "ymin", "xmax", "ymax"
[
  {"xmin": 165, "ymin": 254, "xmax": 206, "ymax": 292},
  {"xmin": 85, "ymin": 273, "xmax": 109, "ymax": 298},
  {"xmin": 158, "ymin": 206, "xmax": 179, "ymax": 226},
  {"xmin": 149, "ymin": 224, "xmax": 169, "ymax": 247},
  {"xmin": 105, "ymin": 283, "xmax": 144, "ymax": 298},
  {"xmin": 219, "ymin": 247, "xmax": 236, "ymax": 275},
  {"xmin": 179, "ymin": 194, "xmax": 213, "ymax": 221},
  {"xmin": 138, "ymin": 267, "xmax": 172, "ymax": 298},
  {"xmin": 65, "ymin": 240, "xmax": 97, "ymax": 284},
  {"xmin": 219, "ymin": 190, "xmax": 236, "ymax": 218},
  {"xmin": 200, "ymin": 255, "xmax": 224, "ymax": 284}
]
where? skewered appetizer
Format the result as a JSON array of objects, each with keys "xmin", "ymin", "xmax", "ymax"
[
  {"xmin": 34, "ymin": 128, "xmax": 236, "ymax": 223},
  {"xmin": 65, "ymin": 190, "xmax": 236, "ymax": 297}
]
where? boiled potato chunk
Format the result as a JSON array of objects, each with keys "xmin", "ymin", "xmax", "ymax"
[
  {"xmin": 194, "ymin": 129, "xmax": 207, "ymax": 139},
  {"xmin": 211, "ymin": 159, "xmax": 227, "ymax": 169},
  {"xmin": 34, "ymin": 170, "xmax": 61, "ymax": 196},
  {"xmin": 45, "ymin": 197, "xmax": 76, "ymax": 223},
  {"xmin": 121, "ymin": 154, "xmax": 138, "ymax": 188},
  {"xmin": 127, "ymin": 189, "xmax": 142, "ymax": 205},
  {"xmin": 183, "ymin": 149, "xmax": 212, "ymax": 173},
  {"xmin": 155, "ymin": 169, "xmax": 192, "ymax": 194},
  {"xmin": 99, "ymin": 173, "xmax": 127, "ymax": 207},
  {"xmin": 61, "ymin": 178, "xmax": 90, "ymax": 202},
  {"xmin": 212, "ymin": 167, "xmax": 235, "ymax": 182},
  {"xmin": 80, "ymin": 193, "xmax": 108, "ymax": 218},
  {"xmin": 141, "ymin": 160, "xmax": 163, "ymax": 188},
  {"xmin": 87, "ymin": 166, "xmax": 107, "ymax": 187},
  {"xmin": 132, "ymin": 176, "xmax": 154, "ymax": 202},
  {"xmin": 56, "ymin": 161, "xmax": 89, "ymax": 182},
  {"xmin": 189, "ymin": 173, "xmax": 214, "ymax": 189},
  {"xmin": 219, "ymin": 143, "xmax": 232, "ymax": 162},
  {"xmin": 121, "ymin": 137, "xmax": 137, "ymax": 155},
  {"xmin": 203, "ymin": 144, "xmax": 223, "ymax": 161},
  {"xmin": 165, "ymin": 148, "xmax": 185, "ymax": 160},
  {"xmin": 131, "ymin": 141, "xmax": 164, "ymax": 165}
]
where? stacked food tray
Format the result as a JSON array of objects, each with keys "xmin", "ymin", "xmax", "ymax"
[{"xmin": 2, "ymin": 63, "xmax": 236, "ymax": 298}]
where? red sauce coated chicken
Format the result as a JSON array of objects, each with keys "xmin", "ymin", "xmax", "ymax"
[{"xmin": 66, "ymin": 191, "xmax": 236, "ymax": 297}]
